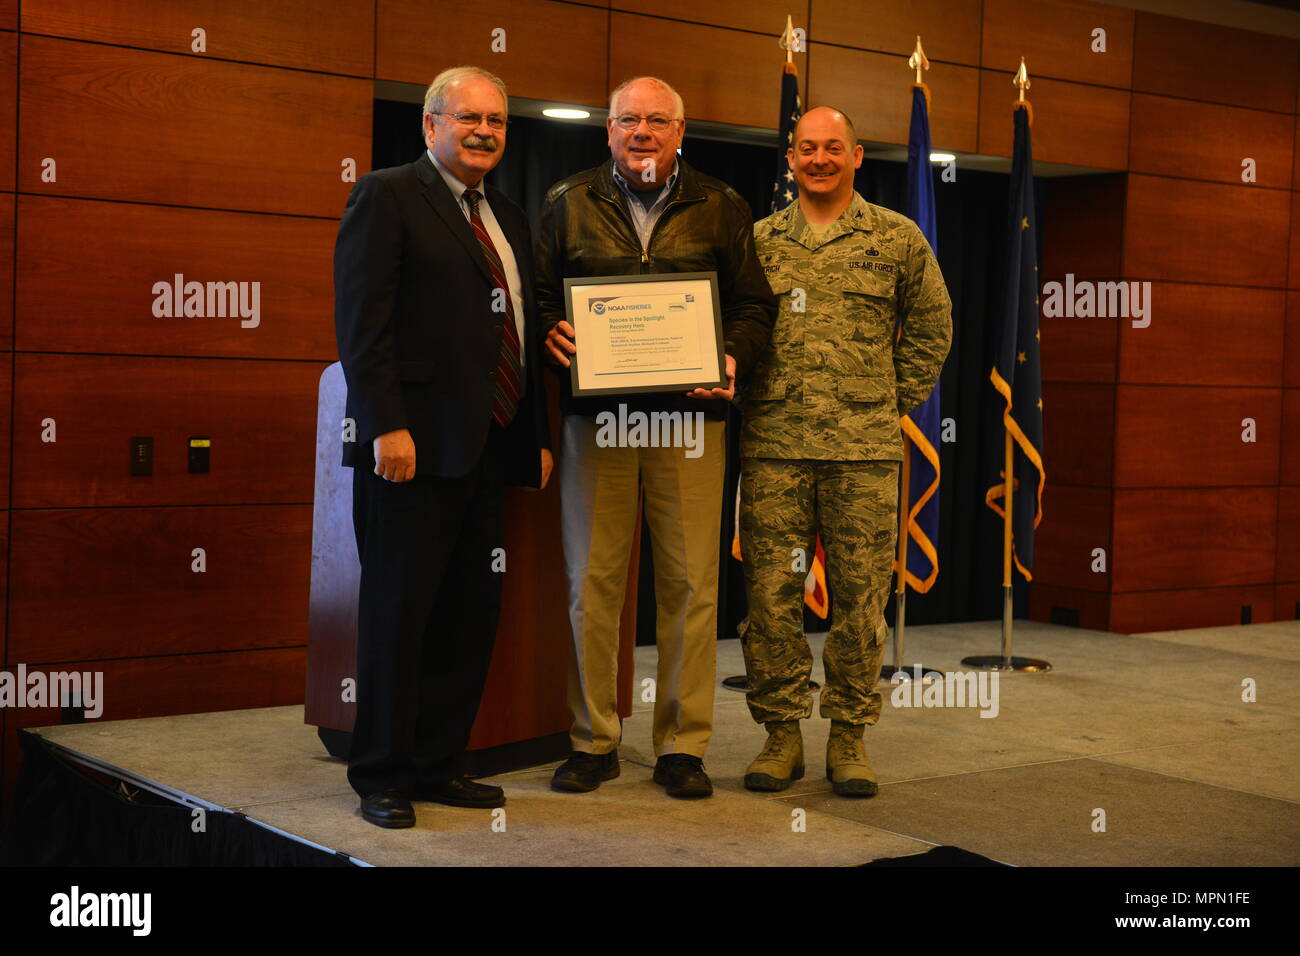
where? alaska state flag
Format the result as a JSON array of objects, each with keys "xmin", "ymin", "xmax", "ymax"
[
  {"xmin": 985, "ymin": 103, "xmax": 1046, "ymax": 580},
  {"xmin": 898, "ymin": 84, "xmax": 942, "ymax": 593}
]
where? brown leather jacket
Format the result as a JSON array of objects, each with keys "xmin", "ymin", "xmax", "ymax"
[{"xmin": 535, "ymin": 158, "xmax": 777, "ymax": 419}]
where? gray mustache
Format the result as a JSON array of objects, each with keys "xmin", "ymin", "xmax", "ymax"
[{"xmin": 462, "ymin": 136, "xmax": 498, "ymax": 151}]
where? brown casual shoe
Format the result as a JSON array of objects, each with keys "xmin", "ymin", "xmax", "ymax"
[
  {"xmin": 653, "ymin": 754, "xmax": 713, "ymax": 798},
  {"xmin": 551, "ymin": 750, "xmax": 620, "ymax": 792}
]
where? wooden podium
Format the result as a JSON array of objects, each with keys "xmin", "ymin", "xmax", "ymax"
[{"xmin": 304, "ymin": 363, "xmax": 637, "ymax": 771}]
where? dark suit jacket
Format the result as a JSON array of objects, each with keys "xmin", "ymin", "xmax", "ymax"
[{"xmin": 333, "ymin": 152, "xmax": 550, "ymax": 486}]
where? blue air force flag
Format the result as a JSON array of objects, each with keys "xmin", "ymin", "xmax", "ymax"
[{"xmin": 899, "ymin": 84, "xmax": 943, "ymax": 593}]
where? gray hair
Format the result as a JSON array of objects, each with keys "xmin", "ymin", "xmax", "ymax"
[
  {"xmin": 608, "ymin": 76, "xmax": 684, "ymax": 120},
  {"xmin": 422, "ymin": 65, "xmax": 508, "ymax": 133}
]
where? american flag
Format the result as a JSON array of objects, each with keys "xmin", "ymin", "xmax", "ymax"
[{"xmin": 771, "ymin": 62, "xmax": 802, "ymax": 213}]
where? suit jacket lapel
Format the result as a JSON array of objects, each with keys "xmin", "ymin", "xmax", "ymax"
[{"xmin": 415, "ymin": 153, "xmax": 494, "ymax": 286}]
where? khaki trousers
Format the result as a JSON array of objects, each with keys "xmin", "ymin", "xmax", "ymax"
[{"xmin": 559, "ymin": 413, "xmax": 725, "ymax": 758}]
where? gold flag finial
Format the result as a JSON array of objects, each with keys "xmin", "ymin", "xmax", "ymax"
[
  {"xmin": 778, "ymin": 14, "xmax": 795, "ymax": 62},
  {"xmin": 1013, "ymin": 56, "xmax": 1031, "ymax": 101},
  {"xmin": 908, "ymin": 36, "xmax": 930, "ymax": 85}
]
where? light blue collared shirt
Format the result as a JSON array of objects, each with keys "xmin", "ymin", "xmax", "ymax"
[
  {"xmin": 428, "ymin": 150, "xmax": 525, "ymax": 366},
  {"xmin": 611, "ymin": 158, "xmax": 680, "ymax": 251}
]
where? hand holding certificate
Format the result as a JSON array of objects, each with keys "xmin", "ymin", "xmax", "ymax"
[
  {"xmin": 560, "ymin": 272, "xmax": 727, "ymax": 397},
  {"xmin": 683, "ymin": 353, "xmax": 736, "ymax": 401}
]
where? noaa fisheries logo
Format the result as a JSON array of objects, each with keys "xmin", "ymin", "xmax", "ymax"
[{"xmin": 593, "ymin": 301, "xmax": 606, "ymax": 315}]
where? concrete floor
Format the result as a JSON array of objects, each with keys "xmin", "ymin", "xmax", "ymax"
[{"xmin": 30, "ymin": 619, "xmax": 1300, "ymax": 866}]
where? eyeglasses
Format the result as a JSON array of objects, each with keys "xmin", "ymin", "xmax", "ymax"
[
  {"xmin": 432, "ymin": 111, "xmax": 508, "ymax": 131},
  {"xmin": 613, "ymin": 114, "xmax": 678, "ymax": 132}
]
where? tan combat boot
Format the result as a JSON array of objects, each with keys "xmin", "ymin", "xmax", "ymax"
[
  {"xmin": 743, "ymin": 721, "xmax": 805, "ymax": 792},
  {"xmin": 826, "ymin": 720, "xmax": 878, "ymax": 797}
]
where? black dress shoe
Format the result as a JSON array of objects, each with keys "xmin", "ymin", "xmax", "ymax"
[
  {"xmin": 360, "ymin": 789, "xmax": 415, "ymax": 828},
  {"xmin": 551, "ymin": 750, "xmax": 620, "ymax": 792},
  {"xmin": 653, "ymin": 754, "xmax": 713, "ymax": 798},
  {"xmin": 415, "ymin": 776, "xmax": 506, "ymax": 808}
]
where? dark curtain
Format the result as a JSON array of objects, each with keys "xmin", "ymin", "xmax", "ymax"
[
  {"xmin": 854, "ymin": 160, "xmax": 1047, "ymax": 627},
  {"xmin": 370, "ymin": 103, "xmax": 1045, "ymax": 641},
  {"xmin": 0, "ymin": 732, "xmax": 352, "ymax": 865}
]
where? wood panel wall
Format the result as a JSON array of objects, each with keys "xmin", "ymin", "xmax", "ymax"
[
  {"xmin": 5, "ymin": 0, "xmax": 1298, "ymax": 803},
  {"xmin": 1030, "ymin": 7, "xmax": 1299, "ymax": 634},
  {"xmin": 2, "ymin": 1, "xmax": 371, "ymax": 800}
]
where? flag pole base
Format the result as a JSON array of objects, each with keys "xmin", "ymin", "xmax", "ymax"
[
  {"xmin": 959, "ymin": 655, "xmax": 1051, "ymax": 672},
  {"xmin": 960, "ymin": 584, "xmax": 1052, "ymax": 670}
]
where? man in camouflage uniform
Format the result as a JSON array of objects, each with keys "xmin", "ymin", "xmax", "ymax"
[{"xmin": 738, "ymin": 106, "xmax": 951, "ymax": 796}]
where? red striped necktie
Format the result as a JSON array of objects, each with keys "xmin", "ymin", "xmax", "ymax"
[{"xmin": 463, "ymin": 188, "xmax": 522, "ymax": 427}]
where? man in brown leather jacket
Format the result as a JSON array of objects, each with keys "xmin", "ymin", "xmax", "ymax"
[{"xmin": 536, "ymin": 76, "xmax": 776, "ymax": 798}]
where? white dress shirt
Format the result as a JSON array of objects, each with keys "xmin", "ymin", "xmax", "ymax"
[{"xmin": 428, "ymin": 150, "xmax": 526, "ymax": 367}]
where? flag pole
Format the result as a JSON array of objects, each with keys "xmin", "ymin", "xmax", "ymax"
[
  {"xmin": 963, "ymin": 57, "xmax": 1050, "ymax": 675},
  {"xmin": 1001, "ymin": 429, "xmax": 1014, "ymax": 665},
  {"xmin": 909, "ymin": 33, "xmax": 930, "ymax": 86}
]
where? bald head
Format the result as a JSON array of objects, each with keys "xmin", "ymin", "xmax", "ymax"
[
  {"xmin": 786, "ymin": 105, "xmax": 863, "ymax": 216},
  {"xmin": 794, "ymin": 106, "xmax": 857, "ymax": 148}
]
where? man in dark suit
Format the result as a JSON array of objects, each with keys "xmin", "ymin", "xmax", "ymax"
[{"xmin": 333, "ymin": 65, "xmax": 551, "ymax": 829}]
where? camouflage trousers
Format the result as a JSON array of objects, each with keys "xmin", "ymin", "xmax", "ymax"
[{"xmin": 738, "ymin": 457, "xmax": 898, "ymax": 725}]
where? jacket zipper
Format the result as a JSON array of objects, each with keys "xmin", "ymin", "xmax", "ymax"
[
  {"xmin": 642, "ymin": 194, "xmax": 700, "ymax": 269},
  {"xmin": 592, "ymin": 182, "xmax": 701, "ymax": 273}
]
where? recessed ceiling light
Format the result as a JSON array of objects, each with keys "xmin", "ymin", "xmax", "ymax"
[{"xmin": 542, "ymin": 108, "xmax": 591, "ymax": 120}]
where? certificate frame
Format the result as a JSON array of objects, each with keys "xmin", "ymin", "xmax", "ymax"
[{"xmin": 563, "ymin": 271, "xmax": 726, "ymax": 397}]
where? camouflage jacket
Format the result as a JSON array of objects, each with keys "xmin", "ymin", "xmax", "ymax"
[{"xmin": 741, "ymin": 192, "xmax": 952, "ymax": 461}]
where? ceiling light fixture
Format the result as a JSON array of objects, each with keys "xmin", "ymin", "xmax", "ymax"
[{"xmin": 542, "ymin": 108, "xmax": 591, "ymax": 120}]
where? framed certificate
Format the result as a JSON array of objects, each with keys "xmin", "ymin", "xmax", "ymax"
[{"xmin": 563, "ymin": 271, "xmax": 726, "ymax": 397}]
